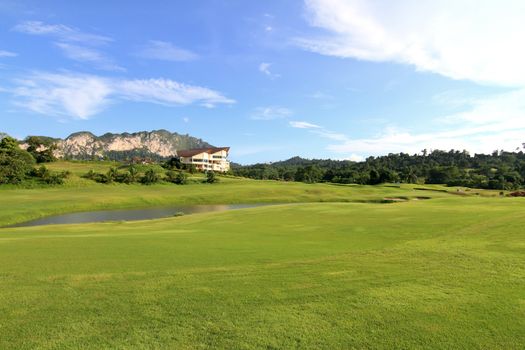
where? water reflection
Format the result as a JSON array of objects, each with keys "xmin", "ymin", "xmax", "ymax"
[{"xmin": 9, "ymin": 204, "xmax": 269, "ymax": 227}]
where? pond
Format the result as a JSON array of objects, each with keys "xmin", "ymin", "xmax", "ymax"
[{"xmin": 8, "ymin": 204, "xmax": 271, "ymax": 228}]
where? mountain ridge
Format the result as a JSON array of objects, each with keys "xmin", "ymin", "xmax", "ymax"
[{"xmin": 21, "ymin": 129, "xmax": 214, "ymax": 161}]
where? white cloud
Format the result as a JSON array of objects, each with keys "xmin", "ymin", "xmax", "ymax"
[
  {"xmin": 5, "ymin": 71, "xmax": 235, "ymax": 119},
  {"xmin": 183, "ymin": 117, "xmax": 189, "ymax": 123},
  {"xmin": 289, "ymin": 121, "xmax": 321, "ymax": 129},
  {"xmin": 13, "ymin": 21, "xmax": 112, "ymax": 45},
  {"xmin": 119, "ymin": 78, "xmax": 235, "ymax": 107},
  {"xmin": 259, "ymin": 62, "xmax": 280, "ymax": 79},
  {"xmin": 326, "ymin": 88, "xmax": 525, "ymax": 156},
  {"xmin": 290, "ymin": 120, "xmax": 348, "ymax": 142},
  {"xmin": 138, "ymin": 40, "xmax": 198, "ymax": 62},
  {"xmin": 11, "ymin": 72, "xmax": 113, "ymax": 119},
  {"xmin": 347, "ymin": 154, "xmax": 364, "ymax": 162},
  {"xmin": 251, "ymin": 106, "xmax": 292, "ymax": 120},
  {"xmin": 0, "ymin": 50, "xmax": 17, "ymax": 57},
  {"xmin": 294, "ymin": 0, "xmax": 525, "ymax": 158},
  {"xmin": 300, "ymin": 0, "xmax": 525, "ymax": 87},
  {"xmin": 54, "ymin": 43, "xmax": 125, "ymax": 71},
  {"xmin": 13, "ymin": 21, "xmax": 121, "ymax": 71}
]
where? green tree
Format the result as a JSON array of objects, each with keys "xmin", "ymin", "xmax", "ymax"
[
  {"xmin": 141, "ymin": 169, "xmax": 160, "ymax": 185},
  {"xmin": 120, "ymin": 165, "xmax": 139, "ymax": 184},
  {"xmin": 369, "ymin": 168, "xmax": 381, "ymax": 185},
  {"xmin": 104, "ymin": 167, "xmax": 119, "ymax": 183},
  {"xmin": 205, "ymin": 171, "xmax": 218, "ymax": 183},
  {"xmin": 0, "ymin": 137, "xmax": 36, "ymax": 184},
  {"xmin": 166, "ymin": 170, "xmax": 188, "ymax": 184},
  {"xmin": 25, "ymin": 136, "xmax": 57, "ymax": 163}
]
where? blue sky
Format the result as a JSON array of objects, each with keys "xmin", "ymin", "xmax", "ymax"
[{"xmin": 1, "ymin": 0, "xmax": 524, "ymax": 164}]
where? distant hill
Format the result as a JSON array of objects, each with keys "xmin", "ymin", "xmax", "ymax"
[
  {"xmin": 231, "ymin": 156, "xmax": 353, "ymax": 169},
  {"xmin": 22, "ymin": 130, "xmax": 213, "ymax": 161}
]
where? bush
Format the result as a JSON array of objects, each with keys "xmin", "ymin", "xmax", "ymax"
[
  {"xmin": 83, "ymin": 169, "xmax": 97, "ymax": 180},
  {"xmin": 105, "ymin": 167, "xmax": 119, "ymax": 183},
  {"xmin": 43, "ymin": 173, "xmax": 65, "ymax": 185},
  {"xmin": 205, "ymin": 171, "xmax": 218, "ymax": 183},
  {"xmin": 33, "ymin": 165, "xmax": 50, "ymax": 178},
  {"xmin": 163, "ymin": 157, "xmax": 183, "ymax": 170},
  {"xmin": 31, "ymin": 165, "xmax": 69, "ymax": 185},
  {"xmin": 166, "ymin": 170, "xmax": 188, "ymax": 184},
  {"xmin": 141, "ymin": 169, "xmax": 160, "ymax": 185},
  {"xmin": 114, "ymin": 166, "xmax": 138, "ymax": 184}
]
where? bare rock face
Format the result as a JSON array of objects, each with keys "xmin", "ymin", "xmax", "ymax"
[{"xmin": 50, "ymin": 130, "xmax": 213, "ymax": 160}]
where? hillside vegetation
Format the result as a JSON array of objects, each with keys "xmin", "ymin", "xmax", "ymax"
[{"xmin": 234, "ymin": 149, "xmax": 525, "ymax": 190}]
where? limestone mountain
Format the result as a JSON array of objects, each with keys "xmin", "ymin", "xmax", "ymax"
[{"xmin": 25, "ymin": 130, "xmax": 213, "ymax": 161}]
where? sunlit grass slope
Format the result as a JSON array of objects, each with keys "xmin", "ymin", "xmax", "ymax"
[
  {"xmin": 1, "ymin": 198, "xmax": 524, "ymax": 349},
  {"xmin": 0, "ymin": 161, "xmax": 503, "ymax": 226}
]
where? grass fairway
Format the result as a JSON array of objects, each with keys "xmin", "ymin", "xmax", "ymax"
[
  {"xmin": 1, "ymin": 191, "xmax": 524, "ymax": 348},
  {"xmin": 0, "ymin": 160, "xmax": 501, "ymax": 227}
]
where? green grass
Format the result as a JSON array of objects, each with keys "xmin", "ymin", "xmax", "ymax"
[
  {"xmin": 0, "ymin": 161, "xmax": 502, "ymax": 227},
  {"xmin": 0, "ymin": 162, "xmax": 523, "ymax": 348}
]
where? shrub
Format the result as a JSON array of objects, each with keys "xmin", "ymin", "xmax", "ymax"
[
  {"xmin": 83, "ymin": 169, "xmax": 97, "ymax": 180},
  {"xmin": 141, "ymin": 169, "xmax": 160, "ymax": 185},
  {"xmin": 43, "ymin": 173, "xmax": 65, "ymax": 185},
  {"xmin": 105, "ymin": 167, "xmax": 119, "ymax": 183},
  {"xmin": 166, "ymin": 170, "xmax": 188, "ymax": 185},
  {"xmin": 205, "ymin": 171, "xmax": 218, "ymax": 183},
  {"xmin": 176, "ymin": 172, "xmax": 188, "ymax": 185},
  {"xmin": 174, "ymin": 171, "xmax": 188, "ymax": 185}
]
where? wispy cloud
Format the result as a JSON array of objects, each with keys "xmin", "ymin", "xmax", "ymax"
[
  {"xmin": 13, "ymin": 20, "xmax": 121, "ymax": 71},
  {"xmin": 13, "ymin": 20, "xmax": 112, "ymax": 45},
  {"xmin": 119, "ymin": 78, "xmax": 235, "ymax": 107},
  {"xmin": 54, "ymin": 42, "xmax": 125, "ymax": 71},
  {"xmin": 290, "ymin": 120, "xmax": 348, "ymax": 141},
  {"xmin": 4, "ymin": 71, "xmax": 235, "ymax": 120},
  {"xmin": 289, "ymin": 121, "xmax": 320, "ymax": 129},
  {"xmin": 11, "ymin": 72, "xmax": 112, "ymax": 119},
  {"xmin": 138, "ymin": 40, "xmax": 198, "ymax": 61},
  {"xmin": 251, "ymin": 106, "xmax": 292, "ymax": 120},
  {"xmin": 326, "ymin": 89, "xmax": 525, "ymax": 156},
  {"xmin": 299, "ymin": 0, "xmax": 525, "ymax": 87},
  {"xmin": 0, "ymin": 50, "xmax": 17, "ymax": 57},
  {"xmin": 259, "ymin": 62, "xmax": 280, "ymax": 79},
  {"xmin": 294, "ymin": 0, "xmax": 525, "ymax": 158},
  {"xmin": 292, "ymin": 87, "xmax": 525, "ymax": 158}
]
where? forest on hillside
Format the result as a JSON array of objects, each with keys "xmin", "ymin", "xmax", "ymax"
[
  {"xmin": 233, "ymin": 148, "xmax": 525, "ymax": 190},
  {"xmin": 2, "ymin": 132, "xmax": 525, "ymax": 190}
]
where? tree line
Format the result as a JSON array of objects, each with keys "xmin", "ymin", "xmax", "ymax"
[{"xmin": 232, "ymin": 148, "xmax": 525, "ymax": 190}]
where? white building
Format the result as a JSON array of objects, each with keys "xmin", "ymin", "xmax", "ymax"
[{"xmin": 177, "ymin": 147, "xmax": 230, "ymax": 172}]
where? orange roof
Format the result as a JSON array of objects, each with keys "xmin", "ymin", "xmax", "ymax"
[{"xmin": 177, "ymin": 147, "xmax": 230, "ymax": 157}]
